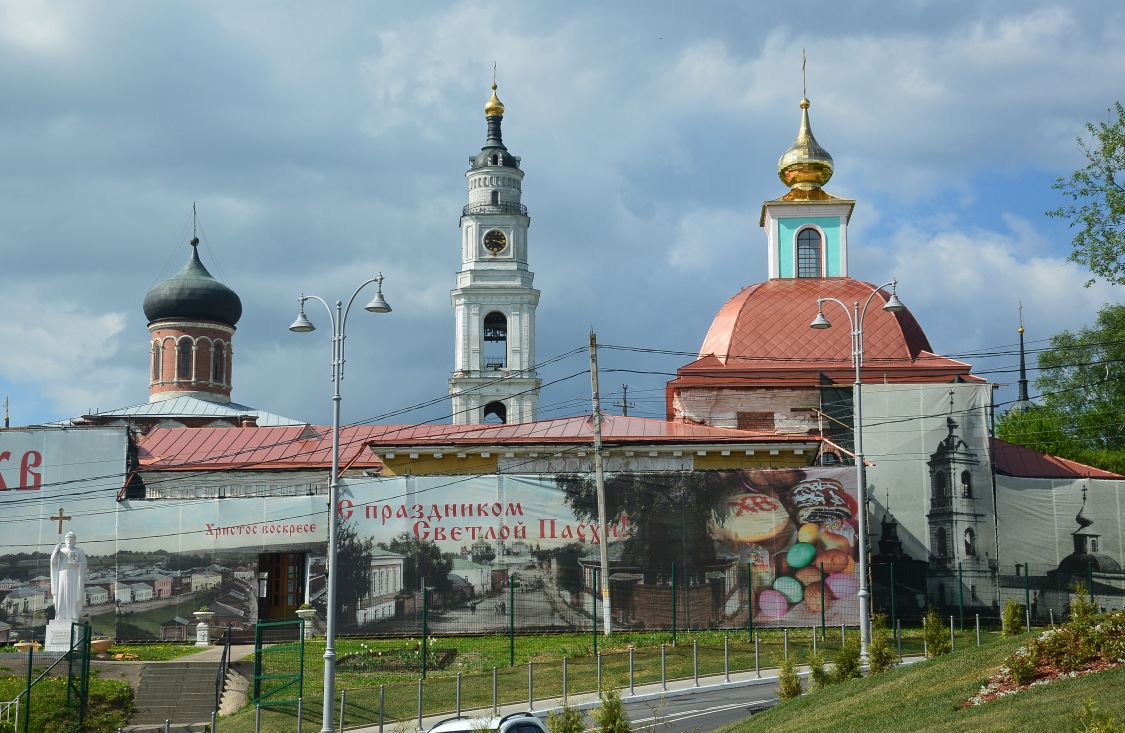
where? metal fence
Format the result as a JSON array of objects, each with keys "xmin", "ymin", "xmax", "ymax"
[{"xmin": 245, "ymin": 624, "xmax": 1000, "ymax": 732}]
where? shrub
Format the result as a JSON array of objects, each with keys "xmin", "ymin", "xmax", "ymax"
[
  {"xmin": 777, "ymin": 652, "xmax": 803, "ymax": 700},
  {"xmin": 1002, "ymin": 598, "xmax": 1025, "ymax": 636},
  {"xmin": 591, "ymin": 688, "xmax": 630, "ymax": 733},
  {"xmin": 923, "ymin": 607, "xmax": 952, "ymax": 657},
  {"xmin": 807, "ymin": 649, "xmax": 832, "ymax": 691},
  {"xmin": 867, "ymin": 613, "xmax": 897, "ymax": 675},
  {"xmin": 546, "ymin": 703, "xmax": 586, "ymax": 733},
  {"xmin": 1070, "ymin": 583, "xmax": 1098, "ymax": 626},
  {"xmin": 1007, "ymin": 638, "xmax": 1041, "ymax": 686},
  {"xmin": 1075, "ymin": 699, "xmax": 1125, "ymax": 733},
  {"xmin": 832, "ymin": 636, "xmax": 862, "ymax": 682}
]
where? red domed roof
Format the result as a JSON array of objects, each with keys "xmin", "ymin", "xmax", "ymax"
[
  {"xmin": 677, "ymin": 277, "xmax": 979, "ymax": 385},
  {"xmin": 702, "ymin": 278, "xmax": 930, "ymax": 366}
]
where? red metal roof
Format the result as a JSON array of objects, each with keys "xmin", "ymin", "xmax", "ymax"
[
  {"xmin": 991, "ymin": 438, "xmax": 1123, "ymax": 479},
  {"xmin": 136, "ymin": 416, "xmax": 819, "ymax": 470},
  {"xmin": 137, "ymin": 425, "xmax": 384, "ymax": 471},
  {"xmin": 361, "ymin": 415, "xmax": 817, "ymax": 448},
  {"xmin": 691, "ymin": 278, "xmax": 978, "ymax": 380}
]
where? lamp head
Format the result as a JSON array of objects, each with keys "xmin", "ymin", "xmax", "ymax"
[
  {"xmin": 364, "ymin": 273, "xmax": 392, "ymax": 313},
  {"xmin": 289, "ymin": 298, "xmax": 316, "ymax": 332},
  {"xmin": 883, "ymin": 291, "xmax": 906, "ymax": 313},
  {"xmin": 809, "ymin": 302, "xmax": 832, "ymax": 330}
]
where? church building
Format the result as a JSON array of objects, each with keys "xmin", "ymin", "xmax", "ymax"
[{"xmin": 666, "ymin": 93, "xmax": 982, "ymax": 450}]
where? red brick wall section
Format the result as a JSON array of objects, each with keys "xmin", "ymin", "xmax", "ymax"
[
  {"xmin": 630, "ymin": 584, "xmax": 718, "ymax": 628},
  {"xmin": 148, "ymin": 321, "xmax": 234, "ymax": 401}
]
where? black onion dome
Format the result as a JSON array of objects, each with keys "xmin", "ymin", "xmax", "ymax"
[{"xmin": 143, "ymin": 243, "xmax": 242, "ymax": 326}]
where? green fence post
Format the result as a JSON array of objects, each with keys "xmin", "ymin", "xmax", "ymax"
[
  {"xmin": 671, "ymin": 561, "xmax": 678, "ymax": 646},
  {"xmin": 820, "ymin": 563, "xmax": 826, "ymax": 637},
  {"xmin": 509, "ymin": 575, "xmax": 515, "ymax": 667},
  {"xmin": 958, "ymin": 562, "xmax": 964, "ymax": 631},
  {"xmin": 1024, "ymin": 563, "xmax": 1031, "ymax": 622},
  {"xmin": 592, "ymin": 566, "xmax": 598, "ymax": 656},
  {"xmin": 747, "ymin": 563, "xmax": 753, "ymax": 639},
  {"xmin": 422, "ymin": 587, "xmax": 429, "ymax": 679},
  {"xmin": 1087, "ymin": 561, "xmax": 1094, "ymax": 598},
  {"xmin": 889, "ymin": 561, "xmax": 896, "ymax": 633}
]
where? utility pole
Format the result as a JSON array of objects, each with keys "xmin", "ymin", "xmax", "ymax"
[
  {"xmin": 589, "ymin": 331, "xmax": 612, "ymax": 636},
  {"xmin": 612, "ymin": 384, "xmax": 635, "ymax": 417}
]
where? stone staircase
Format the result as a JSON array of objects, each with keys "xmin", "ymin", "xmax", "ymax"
[{"xmin": 125, "ymin": 661, "xmax": 220, "ymax": 731}]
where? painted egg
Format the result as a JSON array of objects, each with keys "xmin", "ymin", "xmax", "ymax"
[
  {"xmin": 797, "ymin": 523, "xmax": 820, "ymax": 544},
  {"xmin": 817, "ymin": 549, "xmax": 851, "ymax": 574},
  {"xmin": 786, "ymin": 542, "xmax": 817, "ymax": 570},
  {"xmin": 826, "ymin": 572, "xmax": 859, "ymax": 600},
  {"xmin": 758, "ymin": 589, "xmax": 790, "ymax": 619},
  {"xmin": 773, "ymin": 576, "xmax": 804, "ymax": 604},
  {"xmin": 805, "ymin": 583, "xmax": 831, "ymax": 613},
  {"xmin": 794, "ymin": 565, "xmax": 822, "ymax": 586}
]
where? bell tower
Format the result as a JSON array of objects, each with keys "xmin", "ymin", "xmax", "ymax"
[{"xmin": 449, "ymin": 78, "xmax": 540, "ymax": 424}]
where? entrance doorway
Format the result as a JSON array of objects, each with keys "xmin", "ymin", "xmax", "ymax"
[{"xmin": 258, "ymin": 552, "xmax": 306, "ymax": 621}]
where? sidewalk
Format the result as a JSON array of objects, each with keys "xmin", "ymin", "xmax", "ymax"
[
  {"xmin": 347, "ymin": 655, "xmax": 925, "ymax": 733},
  {"xmin": 176, "ymin": 643, "xmax": 259, "ymax": 664}
]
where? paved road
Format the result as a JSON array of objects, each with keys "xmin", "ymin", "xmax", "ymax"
[{"xmin": 619, "ymin": 682, "xmax": 779, "ymax": 732}]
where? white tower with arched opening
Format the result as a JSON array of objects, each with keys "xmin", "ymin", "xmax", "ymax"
[{"xmin": 449, "ymin": 81, "xmax": 540, "ymax": 425}]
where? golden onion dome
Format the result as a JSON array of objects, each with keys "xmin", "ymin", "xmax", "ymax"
[
  {"xmin": 484, "ymin": 82, "xmax": 505, "ymax": 117},
  {"xmin": 777, "ymin": 97, "xmax": 833, "ymax": 191}
]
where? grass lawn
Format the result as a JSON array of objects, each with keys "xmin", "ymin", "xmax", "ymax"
[
  {"xmin": 0, "ymin": 673, "xmax": 132, "ymax": 733},
  {"xmin": 718, "ymin": 634, "xmax": 1125, "ymax": 733},
  {"xmin": 218, "ymin": 626, "xmax": 1004, "ymax": 733},
  {"xmin": 100, "ymin": 643, "xmax": 202, "ymax": 661}
]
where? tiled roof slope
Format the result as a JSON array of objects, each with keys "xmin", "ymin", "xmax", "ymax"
[{"xmin": 679, "ymin": 277, "xmax": 980, "ymax": 384}]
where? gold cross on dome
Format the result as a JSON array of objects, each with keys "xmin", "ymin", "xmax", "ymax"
[{"xmin": 51, "ymin": 507, "xmax": 71, "ymax": 535}]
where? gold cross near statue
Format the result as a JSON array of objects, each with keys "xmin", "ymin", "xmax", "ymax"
[{"xmin": 50, "ymin": 507, "xmax": 71, "ymax": 535}]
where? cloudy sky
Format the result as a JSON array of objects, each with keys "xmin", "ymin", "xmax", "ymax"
[{"xmin": 1, "ymin": 0, "xmax": 1122, "ymax": 429}]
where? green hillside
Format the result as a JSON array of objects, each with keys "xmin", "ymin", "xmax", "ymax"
[{"xmin": 720, "ymin": 635, "xmax": 1125, "ymax": 733}]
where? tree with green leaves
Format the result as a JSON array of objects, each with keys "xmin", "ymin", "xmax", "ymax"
[
  {"xmin": 1049, "ymin": 101, "xmax": 1125, "ymax": 286},
  {"xmin": 997, "ymin": 303, "xmax": 1125, "ymax": 475}
]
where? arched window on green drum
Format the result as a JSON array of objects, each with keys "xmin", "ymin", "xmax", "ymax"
[{"xmin": 797, "ymin": 228, "xmax": 822, "ymax": 277}]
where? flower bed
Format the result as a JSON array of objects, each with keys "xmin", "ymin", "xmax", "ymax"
[
  {"xmin": 964, "ymin": 594, "xmax": 1125, "ymax": 708},
  {"xmin": 337, "ymin": 640, "xmax": 456, "ymax": 672}
]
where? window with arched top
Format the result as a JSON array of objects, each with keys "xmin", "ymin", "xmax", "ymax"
[
  {"xmin": 936, "ymin": 527, "xmax": 948, "ymax": 559},
  {"xmin": 483, "ymin": 311, "xmax": 507, "ymax": 370},
  {"xmin": 964, "ymin": 528, "xmax": 976, "ymax": 556},
  {"xmin": 483, "ymin": 401, "xmax": 507, "ymax": 424},
  {"xmin": 490, "ymin": 154, "xmax": 499, "ymax": 165},
  {"xmin": 152, "ymin": 345, "xmax": 161, "ymax": 382},
  {"xmin": 960, "ymin": 470, "xmax": 972, "ymax": 498},
  {"xmin": 177, "ymin": 338, "xmax": 193, "ymax": 380},
  {"xmin": 932, "ymin": 470, "xmax": 947, "ymax": 500},
  {"xmin": 212, "ymin": 343, "xmax": 225, "ymax": 384},
  {"xmin": 490, "ymin": 190, "xmax": 499, "ymax": 205},
  {"xmin": 796, "ymin": 228, "xmax": 823, "ymax": 278}
]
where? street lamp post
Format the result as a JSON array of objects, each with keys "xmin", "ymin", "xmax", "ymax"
[
  {"xmin": 809, "ymin": 279, "xmax": 905, "ymax": 659},
  {"xmin": 289, "ymin": 273, "xmax": 392, "ymax": 733}
]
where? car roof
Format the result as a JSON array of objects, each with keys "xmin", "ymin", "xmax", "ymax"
[{"xmin": 428, "ymin": 712, "xmax": 542, "ymax": 733}]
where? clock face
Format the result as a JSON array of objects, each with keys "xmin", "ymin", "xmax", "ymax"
[{"xmin": 483, "ymin": 229, "xmax": 508, "ymax": 255}]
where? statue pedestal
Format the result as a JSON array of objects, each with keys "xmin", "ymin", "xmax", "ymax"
[{"xmin": 44, "ymin": 620, "xmax": 76, "ymax": 652}]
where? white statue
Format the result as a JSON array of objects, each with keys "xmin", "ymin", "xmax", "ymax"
[{"xmin": 49, "ymin": 531, "xmax": 87, "ymax": 621}]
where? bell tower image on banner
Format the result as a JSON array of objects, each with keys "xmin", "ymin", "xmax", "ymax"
[{"xmin": 449, "ymin": 75, "xmax": 540, "ymax": 424}]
